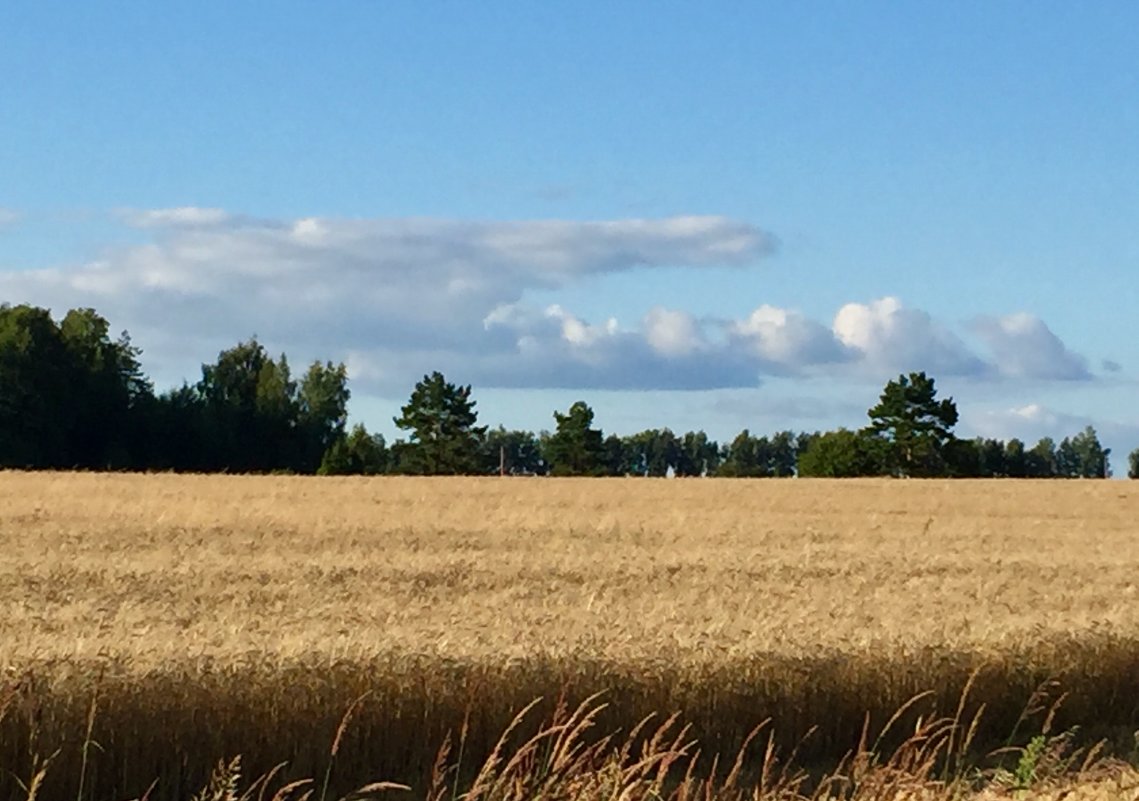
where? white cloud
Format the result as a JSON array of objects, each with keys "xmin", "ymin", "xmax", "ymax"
[
  {"xmin": 729, "ymin": 304, "xmax": 849, "ymax": 367},
  {"xmin": 0, "ymin": 207, "xmax": 21, "ymax": 229},
  {"xmin": 116, "ymin": 207, "xmax": 233, "ymax": 228},
  {"xmin": 0, "ymin": 207, "xmax": 1095, "ymax": 395},
  {"xmin": 972, "ymin": 313, "xmax": 1090, "ymax": 380},
  {"xmin": 833, "ymin": 297, "xmax": 988, "ymax": 376},
  {"xmin": 482, "ymin": 303, "xmax": 757, "ymax": 390},
  {"xmin": 545, "ymin": 304, "xmax": 620, "ymax": 348},
  {"xmin": 1, "ymin": 210, "xmax": 773, "ymax": 389},
  {"xmin": 644, "ymin": 307, "xmax": 706, "ymax": 357}
]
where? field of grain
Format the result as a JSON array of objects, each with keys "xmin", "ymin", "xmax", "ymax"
[{"xmin": 2, "ymin": 473, "xmax": 1139, "ymax": 800}]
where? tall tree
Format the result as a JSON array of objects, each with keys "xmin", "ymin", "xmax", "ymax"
[
  {"xmin": 1004, "ymin": 438, "xmax": 1028, "ymax": 478},
  {"xmin": 864, "ymin": 372, "xmax": 959, "ymax": 477},
  {"xmin": 1026, "ymin": 437, "xmax": 1058, "ymax": 477},
  {"xmin": 0, "ymin": 305, "xmax": 75, "ymax": 466},
  {"xmin": 1059, "ymin": 426, "xmax": 1110, "ymax": 478},
  {"xmin": 297, "ymin": 361, "xmax": 351, "ymax": 472},
  {"xmin": 0, "ymin": 305, "xmax": 151, "ymax": 468},
  {"xmin": 544, "ymin": 401, "xmax": 605, "ymax": 476},
  {"xmin": 72, "ymin": 308, "xmax": 153, "ymax": 466},
  {"xmin": 197, "ymin": 339, "xmax": 295, "ymax": 471},
  {"xmin": 1129, "ymin": 448, "xmax": 1139, "ymax": 480},
  {"xmin": 393, "ymin": 372, "xmax": 486, "ymax": 475}
]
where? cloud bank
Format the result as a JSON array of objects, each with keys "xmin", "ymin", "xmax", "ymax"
[{"xmin": 0, "ymin": 208, "xmax": 1098, "ymax": 393}]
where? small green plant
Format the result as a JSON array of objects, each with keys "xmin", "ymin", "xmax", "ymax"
[{"xmin": 1011, "ymin": 734, "xmax": 1046, "ymax": 789}]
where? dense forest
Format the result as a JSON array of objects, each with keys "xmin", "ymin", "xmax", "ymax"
[{"xmin": 0, "ymin": 303, "xmax": 1125, "ymax": 478}]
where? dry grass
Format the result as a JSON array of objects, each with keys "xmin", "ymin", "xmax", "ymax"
[{"xmin": 2, "ymin": 473, "xmax": 1139, "ymax": 799}]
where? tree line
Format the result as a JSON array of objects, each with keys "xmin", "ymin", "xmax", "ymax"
[
  {"xmin": 0, "ymin": 305, "xmax": 347, "ymax": 473},
  {"xmin": 0, "ymin": 304, "xmax": 1126, "ymax": 478}
]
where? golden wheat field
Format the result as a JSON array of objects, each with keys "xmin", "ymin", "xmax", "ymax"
[{"xmin": 3, "ymin": 473, "xmax": 1139, "ymax": 801}]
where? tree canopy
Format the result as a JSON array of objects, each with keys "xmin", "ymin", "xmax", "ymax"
[
  {"xmin": 0, "ymin": 304, "xmax": 148, "ymax": 468},
  {"xmin": 393, "ymin": 372, "xmax": 486, "ymax": 475},
  {"xmin": 482, "ymin": 427, "xmax": 547, "ymax": 476},
  {"xmin": 319, "ymin": 424, "xmax": 389, "ymax": 476},
  {"xmin": 798, "ymin": 429, "xmax": 881, "ymax": 477},
  {"xmin": 865, "ymin": 371, "xmax": 959, "ymax": 477},
  {"xmin": 0, "ymin": 303, "xmax": 1125, "ymax": 480},
  {"xmin": 544, "ymin": 401, "xmax": 605, "ymax": 476}
]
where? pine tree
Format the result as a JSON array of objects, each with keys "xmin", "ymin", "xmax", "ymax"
[
  {"xmin": 393, "ymin": 372, "xmax": 486, "ymax": 474},
  {"xmin": 865, "ymin": 372, "xmax": 958, "ymax": 477}
]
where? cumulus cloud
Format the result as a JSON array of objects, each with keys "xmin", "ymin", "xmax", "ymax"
[
  {"xmin": 971, "ymin": 313, "xmax": 1090, "ymax": 380},
  {"xmin": 644, "ymin": 307, "xmax": 707, "ymax": 357},
  {"xmin": 0, "ymin": 207, "xmax": 1095, "ymax": 394},
  {"xmin": 729, "ymin": 305, "xmax": 849, "ymax": 367},
  {"xmin": 546, "ymin": 305, "xmax": 621, "ymax": 350},
  {"xmin": 482, "ymin": 303, "xmax": 756, "ymax": 390},
  {"xmin": 833, "ymin": 297, "xmax": 989, "ymax": 376}
]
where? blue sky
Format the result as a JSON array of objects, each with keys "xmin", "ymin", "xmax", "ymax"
[{"xmin": 2, "ymin": 2, "xmax": 1137, "ymax": 461}]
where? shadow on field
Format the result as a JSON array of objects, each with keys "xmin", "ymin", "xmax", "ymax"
[{"xmin": 3, "ymin": 633, "xmax": 1139, "ymax": 800}]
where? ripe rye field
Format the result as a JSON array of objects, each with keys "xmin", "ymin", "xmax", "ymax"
[{"xmin": 3, "ymin": 473, "xmax": 1139, "ymax": 800}]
